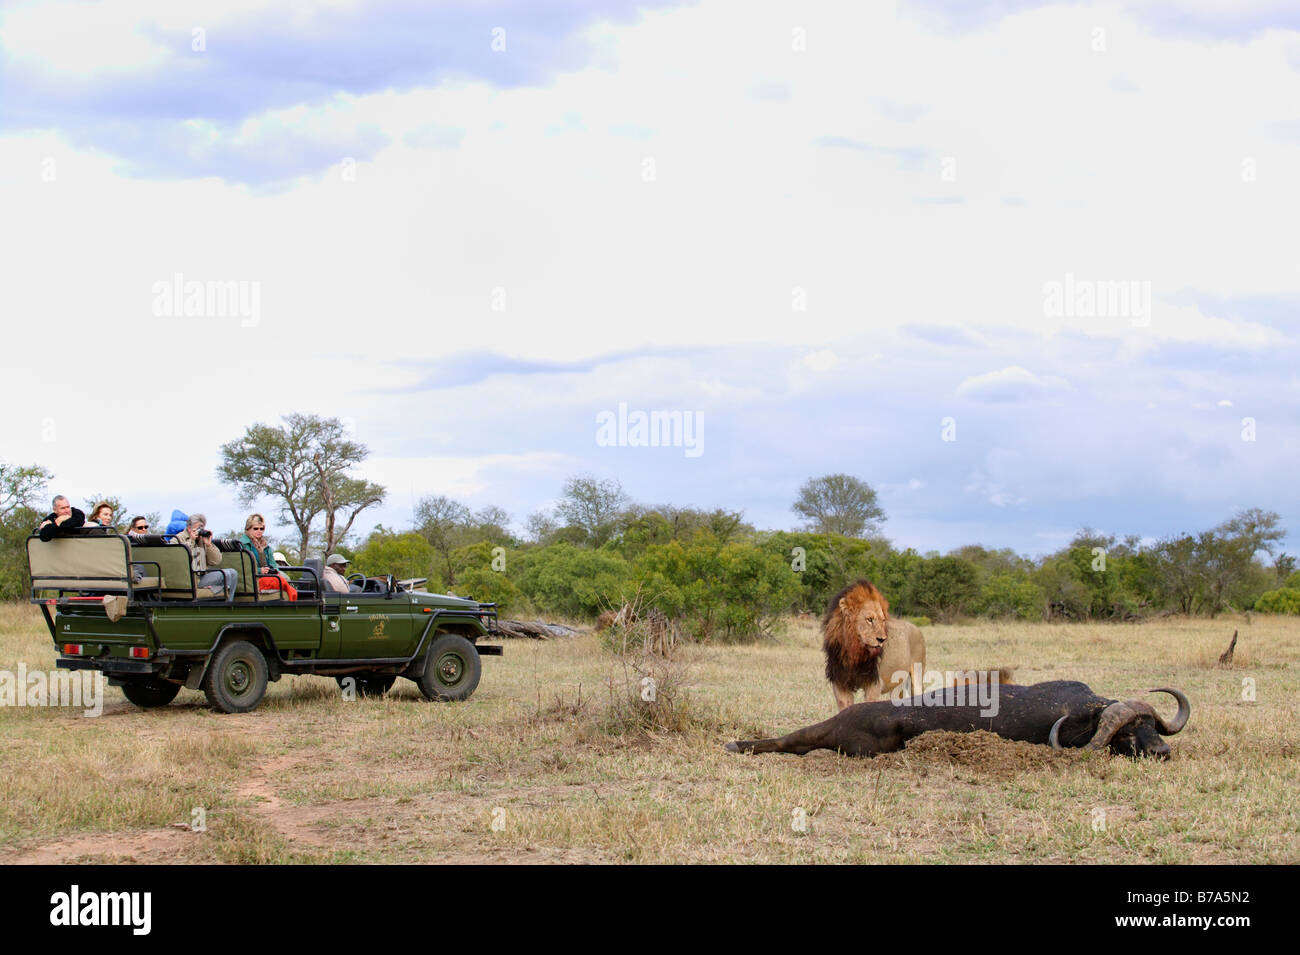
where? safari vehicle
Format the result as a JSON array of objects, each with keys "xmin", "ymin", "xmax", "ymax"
[{"xmin": 26, "ymin": 529, "xmax": 501, "ymax": 713}]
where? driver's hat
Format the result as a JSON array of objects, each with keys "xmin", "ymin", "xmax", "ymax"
[{"xmin": 326, "ymin": 553, "xmax": 350, "ymax": 567}]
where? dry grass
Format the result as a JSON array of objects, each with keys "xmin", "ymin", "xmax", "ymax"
[{"xmin": 0, "ymin": 602, "xmax": 1297, "ymax": 864}]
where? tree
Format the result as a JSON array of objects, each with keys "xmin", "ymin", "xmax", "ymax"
[
  {"xmin": 556, "ymin": 474, "xmax": 628, "ymax": 546},
  {"xmin": 792, "ymin": 474, "xmax": 885, "ymax": 538},
  {"xmin": 307, "ymin": 422, "xmax": 386, "ymax": 555},
  {"xmin": 0, "ymin": 463, "xmax": 52, "ymax": 600},
  {"xmin": 414, "ymin": 495, "xmax": 472, "ymax": 584},
  {"xmin": 1218, "ymin": 508, "xmax": 1285, "ymax": 558},
  {"xmin": 1151, "ymin": 534, "xmax": 1206, "ymax": 614},
  {"xmin": 471, "ymin": 505, "xmax": 514, "ymax": 544},
  {"xmin": 351, "ymin": 528, "xmax": 436, "ymax": 583},
  {"xmin": 908, "ymin": 555, "xmax": 979, "ymax": 621},
  {"xmin": 524, "ymin": 510, "xmax": 560, "ymax": 545},
  {"xmin": 1, "ymin": 463, "xmax": 52, "ymax": 520},
  {"xmin": 217, "ymin": 414, "xmax": 385, "ymax": 559}
]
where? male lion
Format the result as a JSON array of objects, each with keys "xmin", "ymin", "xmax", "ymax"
[{"xmin": 822, "ymin": 580, "xmax": 926, "ymax": 711}]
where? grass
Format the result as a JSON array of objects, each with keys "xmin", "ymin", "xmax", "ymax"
[{"xmin": 0, "ymin": 601, "xmax": 1296, "ymax": 863}]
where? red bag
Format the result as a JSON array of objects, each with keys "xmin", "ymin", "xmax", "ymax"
[{"xmin": 258, "ymin": 574, "xmax": 298, "ymax": 601}]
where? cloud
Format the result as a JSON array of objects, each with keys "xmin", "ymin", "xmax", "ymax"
[
  {"xmin": 384, "ymin": 345, "xmax": 719, "ymax": 392},
  {"xmin": 903, "ymin": 323, "xmax": 982, "ymax": 346},
  {"xmin": 404, "ymin": 123, "xmax": 466, "ymax": 149},
  {"xmin": 0, "ymin": 0, "xmax": 687, "ymax": 185},
  {"xmin": 955, "ymin": 366, "xmax": 1070, "ymax": 402},
  {"xmin": 812, "ymin": 135, "xmax": 931, "ymax": 170},
  {"xmin": 801, "ymin": 349, "xmax": 840, "ymax": 372}
]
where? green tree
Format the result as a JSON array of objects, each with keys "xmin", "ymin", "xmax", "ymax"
[
  {"xmin": 413, "ymin": 497, "xmax": 513, "ymax": 585},
  {"xmin": 556, "ymin": 474, "xmax": 628, "ymax": 546},
  {"xmin": 1255, "ymin": 588, "xmax": 1300, "ymax": 614},
  {"xmin": 351, "ymin": 528, "xmax": 436, "ymax": 582},
  {"xmin": 0, "ymin": 463, "xmax": 52, "ymax": 601},
  {"xmin": 218, "ymin": 414, "xmax": 385, "ymax": 559},
  {"xmin": 1, "ymin": 464, "xmax": 52, "ymax": 520},
  {"xmin": 513, "ymin": 543, "xmax": 633, "ymax": 619},
  {"xmin": 974, "ymin": 573, "xmax": 1045, "ymax": 620},
  {"xmin": 908, "ymin": 555, "xmax": 979, "ymax": 621},
  {"xmin": 791, "ymin": 474, "xmax": 885, "ymax": 538}
]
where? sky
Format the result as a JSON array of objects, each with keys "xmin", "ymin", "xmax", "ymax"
[{"xmin": 1, "ymin": 0, "xmax": 1297, "ymax": 560}]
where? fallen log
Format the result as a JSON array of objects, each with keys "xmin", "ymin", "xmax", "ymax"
[{"xmin": 495, "ymin": 619, "xmax": 584, "ymax": 640}]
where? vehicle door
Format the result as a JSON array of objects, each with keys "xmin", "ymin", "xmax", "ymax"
[{"xmin": 332, "ymin": 585, "xmax": 417, "ymax": 658}]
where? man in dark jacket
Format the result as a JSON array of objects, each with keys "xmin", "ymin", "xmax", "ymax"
[{"xmin": 37, "ymin": 495, "xmax": 85, "ymax": 541}]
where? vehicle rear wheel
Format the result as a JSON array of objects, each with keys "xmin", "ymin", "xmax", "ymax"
[
  {"xmin": 121, "ymin": 678, "xmax": 181, "ymax": 708},
  {"xmin": 203, "ymin": 640, "xmax": 269, "ymax": 714},
  {"xmin": 417, "ymin": 633, "xmax": 481, "ymax": 702},
  {"xmin": 335, "ymin": 674, "xmax": 396, "ymax": 698}
]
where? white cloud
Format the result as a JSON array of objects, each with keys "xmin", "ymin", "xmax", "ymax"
[
  {"xmin": 2, "ymin": 0, "xmax": 1298, "ymax": 554},
  {"xmin": 955, "ymin": 366, "xmax": 1071, "ymax": 402}
]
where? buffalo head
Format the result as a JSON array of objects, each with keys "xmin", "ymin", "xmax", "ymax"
[{"xmin": 1050, "ymin": 687, "xmax": 1190, "ymax": 760}]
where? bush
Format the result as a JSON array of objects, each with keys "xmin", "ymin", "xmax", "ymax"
[
  {"xmin": 453, "ymin": 565, "xmax": 526, "ymax": 615},
  {"xmin": 513, "ymin": 543, "xmax": 633, "ymax": 619},
  {"xmin": 1254, "ymin": 588, "xmax": 1300, "ymax": 614},
  {"xmin": 351, "ymin": 530, "xmax": 435, "ymax": 582},
  {"xmin": 973, "ymin": 572, "xmax": 1046, "ymax": 620},
  {"xmin": 909, "ymin": 556, "xmax": 979, "ymax": 621},
  {"xmin": 634, "ymin": 537, "xmax": 801, "ymax": 643}
]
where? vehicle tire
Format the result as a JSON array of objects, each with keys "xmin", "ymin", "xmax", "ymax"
[
  {"xmin": 335, "ymin": 674, "xmax": 396, "ymax": 698},
  {"xmin": 121, "ymin": 678, "xmax": 182, "ymax": 708},
  {"xmin": 416, "ymin": 633, "xmax": 481, "ymax": 702},
  {"xmin": 202, "ymin": 640, "xmax": 269, "ymax": 714}
]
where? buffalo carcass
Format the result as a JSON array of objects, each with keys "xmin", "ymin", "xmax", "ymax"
[{"xmin": 725, "ymin": 680, "xmax": 1189, "ymax": 760}]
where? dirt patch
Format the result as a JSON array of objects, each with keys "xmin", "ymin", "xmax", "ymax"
[
  {"xmin": 875, "ymin": 730, "xmax": 1090, "ymax": 777},
  {"xmin": 1, "ymin": 826, "xmax": 198, "ymax": 864}
]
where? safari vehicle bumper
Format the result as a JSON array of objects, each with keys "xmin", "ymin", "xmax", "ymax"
[{"xmin": 56, "ymin": 655, "xmax": 158, "ymax": 677}]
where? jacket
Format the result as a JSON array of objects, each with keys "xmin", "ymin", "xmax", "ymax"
[
  {"xmin": 37, "ymin": 507, "xmax": 86, "ymax": 541},
  {"xmin": 237, "ymin": 534, "xmax": 279, "ymax": 574},
  {"xmin": 173, "ymin": 529, "xmax": 223, "ymax": 573}
]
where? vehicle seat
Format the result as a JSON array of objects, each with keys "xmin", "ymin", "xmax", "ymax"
[{"xmin": 299, "ymin": 557, "xmax": 322, "ymax": 597}]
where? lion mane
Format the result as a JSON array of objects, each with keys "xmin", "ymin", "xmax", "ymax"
[{"xmin": 822, "ymin": 579, "xmax": 888, "ymax": 693}]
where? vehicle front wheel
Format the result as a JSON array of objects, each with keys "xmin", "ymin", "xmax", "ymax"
[
  {"xmin": 121, "ymin": 678, "xmax": 182, "ymax": 708},
  {"xmin": 416, "ymin": 633, "xmax": 481, "ymax": 702},
  {"xmin": 203, "ymin": 640, "xmax": 269, "ymax": 714},
  {"xmin": 335, "ymin": 674, "xmax": 396, "ymax": 698}
]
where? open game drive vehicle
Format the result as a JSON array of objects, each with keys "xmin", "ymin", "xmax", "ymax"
[{"xmin": 26, "ymin": 529, "xmax": 501, "ymax": 713}]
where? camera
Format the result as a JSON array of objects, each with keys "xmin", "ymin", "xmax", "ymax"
[{"xmin": 198, "ymin": 529, "xmax": 212, "ymax": 539}]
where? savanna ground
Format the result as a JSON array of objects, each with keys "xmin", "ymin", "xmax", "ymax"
[{"xmin": 0, "ymin": 602, "xmax": 1296, "ymax": 864}]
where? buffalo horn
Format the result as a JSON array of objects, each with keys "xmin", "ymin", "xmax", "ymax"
[
  {"xmin": 1085, "ymin": 701, "xmax": 1140, "ymax": 750},
  {"xmin": 1146, "ymin": 687, "xmax": 1190, "ymax": 735}
]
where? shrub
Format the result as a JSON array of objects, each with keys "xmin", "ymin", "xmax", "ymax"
[
  {"xmin": 909, "ymin": 556, "xmax": 979, "ymax": 621},
  {"xmin": 1254, "ymin": 588, "xmax": 1300, "ymax": 614},
  {"xmin": 513, "ymin": 544, "xmax": 633, "ymax": 619},
  {"xmin": 974, "ymin": 573, "xmax": 1046, "ymax": 620},
  {"xmin": 453, "ymin": 565, "xmax": 526, "ymax": 615},
  {"xmin": 351, "ymin": 530, "xmax": 435, "ymax": 582},
  {"xmin": 634, "ymin": 537, "xmax": 801, "ymax": 642}
]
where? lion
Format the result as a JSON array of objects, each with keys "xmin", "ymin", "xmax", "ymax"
[{"xmin": 822, "ymin": 580, "xmax": 926, "ymax": 711}]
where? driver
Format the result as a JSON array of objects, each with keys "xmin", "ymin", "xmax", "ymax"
[{"xmin": 322, "ymin": 554, "xmax": 352, "ymax": 594}]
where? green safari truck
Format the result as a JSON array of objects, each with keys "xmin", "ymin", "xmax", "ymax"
[{"xmin": 26, "ymin": 530, "xmax": 501, "ymax": 713}]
